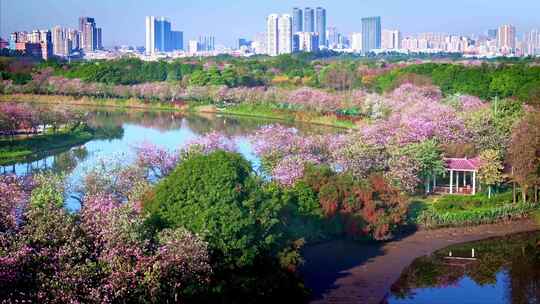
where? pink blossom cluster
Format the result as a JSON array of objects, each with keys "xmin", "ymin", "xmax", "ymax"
[
  {"xmin": 134, "ymin": 142, "xmax": 180, "ymax": 178},
  {"xmin": 0, "ymin": 175, "xmax": 32, "ymax": 232},
  {"xmin": 184, "ymin": 131, "xmax": 237, "ymax": 154},
  {"xmin": 458, "ymin": 95, "xmax": 487, "ymax": 110},
  {"xmin": 251, "ymin": 124, "xmax": 347, "ymax": 185},
  {"xmin": 287, "ymin": 87, "xmax": 342, "ymax": 112},
  {"xmin": 363, "ymin": 84, "xmax": 467, "ymax": 146}
]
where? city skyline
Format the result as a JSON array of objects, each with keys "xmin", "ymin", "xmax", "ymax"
[{"xmin": 2, "ymin": 0, "xmax": 539, "ymax": 47}]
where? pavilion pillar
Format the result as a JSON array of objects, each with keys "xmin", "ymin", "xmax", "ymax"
[
  {"xmin": 455, "ymin": 171, "xmax": 459, "ymax": 193},
  {"xmin": 450, "ymin": 170, "xmax": 454, "ymax": 194},
  {"xmin": 473, "ymin": 171, "xmax": 476, "ymax": 195},
  {"xmin": 463, "ymin": 171, "xmax": 466, "ymax": 187}
]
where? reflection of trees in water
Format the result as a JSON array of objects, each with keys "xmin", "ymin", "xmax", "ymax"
[
  {"xmin": 50, "ymin": 146, "xmax": 89, "ymax": 174},
  {"xmin": 390, "ymin": 232, "xmax": 540, "ymax": 303},
  {"xmin": 85, "ymin": 107, "xmax": 341, "ymax": 137},
  {"xmin": 1, "ymin": 146, "xmax": 89, "ymax": 176},
  {"xmin": 507, "ymin": 244, "xmax": 540, "ymax": 304}
]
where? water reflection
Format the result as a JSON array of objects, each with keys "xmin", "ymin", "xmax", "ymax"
[{"xmin": 386, "ymin": 231, "xmax": 540, "ymax": 304}]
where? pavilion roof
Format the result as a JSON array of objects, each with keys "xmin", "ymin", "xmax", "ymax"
[{"xmin": 444, "ymin": 157, "xmax": 482, "ymax": 171}]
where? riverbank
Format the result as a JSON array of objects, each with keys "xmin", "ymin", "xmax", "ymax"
[
  {"xmin": 0, "ymin": 94, "xmax": 358, "ymax": 129},
  {"xmin": 301, "ymin": 218, "xmax": 540, "ymax": 304},
  {"xmin": 0, "ymin": 128, "xmax": 95, "ymax": 166}
]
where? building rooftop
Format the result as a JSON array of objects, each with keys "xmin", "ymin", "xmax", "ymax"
[{"xmin": 444, "ymin": 157, "xmax": 483, "ymax": 171}]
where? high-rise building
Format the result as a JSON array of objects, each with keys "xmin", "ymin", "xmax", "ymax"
[
  {"xmin": 253, "ymin": 32, "xmax": 267, "ymax": 54},
  {"xmin": 146, "ymin": 16, "xmax": 182, "ymax": 54},
  {"xmin": 351, "ymin": 32, "xmax": 362, "ymax": 52},
  {"xmin": 362, "ymin": 16, "xmax": 381, "ymax": 53},
  {"xmin": 382, "ymin": 29, "xmax": 401, "ymax": 49},
  {"xmin": 292, "ymin": 8, "xmax": 303, "ymax": 33},
  {"xmin": 278, "ymin": 14, "xmax": 292, "ymax": 55},
  {"xmin": 0, "ymin": 39, "xmax": 8, "ymax": 49},
  {"xmin": 52, "ymin": 26, "xmax": 70, "ymax": 57},
  {"xmin": 327, "ymin": 27, "xmax": 339, "ymax": 49},
  {"xmin": 237, "ymin": 38, "xmax": 251, "ymax": 50},
  {"xmin": 315, "ymin": 7, "xmax": 327, "ymax": 47},
  {"xmin": 68, "ymin": 29, "xmax": 80, "ymax": 51},
  {"xmin": 497, "ymin": 24, "xmax": 516, "ymax": 54},
  {"xmin": 487, "ymin": 29, "xmax": 498, "ymax": 40},
  {"xmin": 145, "ymin": 16, "xmax": 156, "ymax": 54},
  {"xmin": 267, "ymin": 14, "xmax": 279, "ymax": 56},
  {"xmin": 155, "ymin": 18, "xmax": 172, "ymax": 52},
  {"xmin": 171, "ymin": 31, "xmax": 183, "ymax": 50},
  {"xmin": 96, "ymin": 28, "xmax": 103, "ymax": 50},
  {"xmin": 296, "ymin": 32, "xmax": 319, "ymax": 52},
  {"xmin": 79, "ymin": 17, "xmax": 97, "ymax": 52},
  {"xmin": 526, "ymin": 29, "xmax": 540, "ymax": 56},
  {"xmin": 304, "ymin": 7, "xmax": 315, "ymax": 32},
  {"xmin": 146, "ymin": 16, "xmax": 171, "ymax": 53},
  {"xmin": 188, "ymin": 40, "xmax": 199, "ymax": 54},
  {"xmin": 198, "ymin": 36, "xmax": 215, "ymax": 52}
]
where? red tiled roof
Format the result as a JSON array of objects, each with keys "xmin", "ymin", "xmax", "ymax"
[{"xmin": 444, "ymin": 157, "xmax": 482, "ymax": 171}]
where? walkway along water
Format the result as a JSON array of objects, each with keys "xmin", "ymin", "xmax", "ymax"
[{"xmin": 301, "ymin": 219, "xmax": 540, "ymax": 304}]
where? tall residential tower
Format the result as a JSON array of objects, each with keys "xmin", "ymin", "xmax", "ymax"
[
  {"xmin": 315, "ymin": 7, "xmax": 326, "ymax": 47},
  {"xmin": 362, "ymin": 17, "xmax": 381, "ymax": 53},
  {"xmin": 292, "ymin": 8, "xmax": 303, "ymax": 33}
]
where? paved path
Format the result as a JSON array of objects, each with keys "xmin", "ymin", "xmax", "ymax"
[{"xmin": 301, "ymin": 219, "xmax": 540, "ymax": 304}]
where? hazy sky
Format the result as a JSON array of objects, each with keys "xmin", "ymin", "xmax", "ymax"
[{"xmin": 1, "ymin": 0, "xmax": 539, "ymax": 47}]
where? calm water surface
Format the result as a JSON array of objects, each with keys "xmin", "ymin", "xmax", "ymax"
[
  {"xmin": 386, "ymin": 231, "xmax": 540, "ymax": 304},
  {"xmin": 2, "ymin": 105, "xmax": 339, "ymax": 210}
]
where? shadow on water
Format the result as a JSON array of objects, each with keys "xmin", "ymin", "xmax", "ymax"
[{"xmin": 300, "ymin": 226, "xmax": 418, "ymax": 301}]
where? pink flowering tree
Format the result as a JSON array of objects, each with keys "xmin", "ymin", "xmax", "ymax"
[
  {"xmin": 133, "ymin": 142, "xmax": 180, "ymax": 179},
  {"xmin": 183, "ymin": 131, "xmax": 237, "ymax": 155}
]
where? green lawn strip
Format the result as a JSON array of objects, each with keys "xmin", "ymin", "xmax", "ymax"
[
  {"xmin": 418, "ymin": 201, "xmax": 539, "ymax": 229},
  {"xmin": 219, "ymin": 103, "xmax": 357, "ymax": 129}
]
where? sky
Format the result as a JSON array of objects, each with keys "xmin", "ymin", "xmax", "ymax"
[{"xmin": 1, "ymin": 0, "xmax": 539, "ymax": 47}]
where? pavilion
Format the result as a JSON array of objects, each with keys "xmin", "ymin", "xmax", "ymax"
[{"xmin": 432, "ymin": 157, "xmax": 482, "ymax": 195}]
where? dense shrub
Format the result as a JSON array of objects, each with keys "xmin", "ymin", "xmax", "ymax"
[
  {"xmin": 143, "ymin": 150, "xmax": 310, "ymax": 301},
  {"xmin": 300, "ymin": 165, "xmax": 409, "ymax": 240}
]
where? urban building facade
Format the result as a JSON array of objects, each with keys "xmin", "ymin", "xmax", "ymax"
[
  {"xmin": 315, "ymin": 7, "xmax": 327, "ymax": 47},
  {"xmin": 303, "ymin": 7, "xmax": 315, "ymax": 32},
  {"xmin": 278, "ymin": 15, "xmax": 292, "ymax": 55},
  {"xmin": 292, "ymin": 8, "xmax": 303, "ymax": 33},
  {"xmin": 296, "ymin": 32, "xmax": 319, "ymax": 52},
  {"xmin": 362, "ymin": 16, "xmax": 382, "ymax": 53},
  {"xmin": 382, "ymin": 29, "xmax": 401, "ymax": 49},
  {"xmin": 498, "ymin": 24, "xmax": 516, "ymax": 54},
  {"xmin": 145, "ymin": 16, "xmax": 183, "ymax": 54},
  {"xmin": 79, "ymin": 17, "xmax": 100, "ymax": 52},
  {"xmin": 351, "ymin": 32, "xmax": 362, "ymax": 52}
]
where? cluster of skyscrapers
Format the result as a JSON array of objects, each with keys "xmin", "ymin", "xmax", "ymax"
[
  {"xmin": 265, "ymin": 7, "xmax": 385, "ymax": 56},
  {"xmin": 266, "ymin": 7, "xmax": 327, "ymax": 56},
  {"xmin": 396, "ymin": 25, "xmax": 540, "ymax": 57},
  {"xmin": 6, "ymin": 16, "xmax": 103, "ymax": 59},
  {"xmin": 145, "ymin": 16, "xmax": 183, "ymax": 54},
  {"xmin": 2, "ymin": 8, "xmax": 539, "ymax": 60}
]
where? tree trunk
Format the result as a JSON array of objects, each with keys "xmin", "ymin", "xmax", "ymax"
[
  {"xmin": 513, "ymin": 181, "xmax": 517, "ymax": 204},
  {"xmin": 488, "ymin": 186, "xmax": 492, "ymax": 199},
  {"xmin": 522, "ymin": 186, "xmax": 528, "ymax": 203},
  {"xmin": 535, "ymin": 185, "xmax": 538, "ymax": 204}
]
